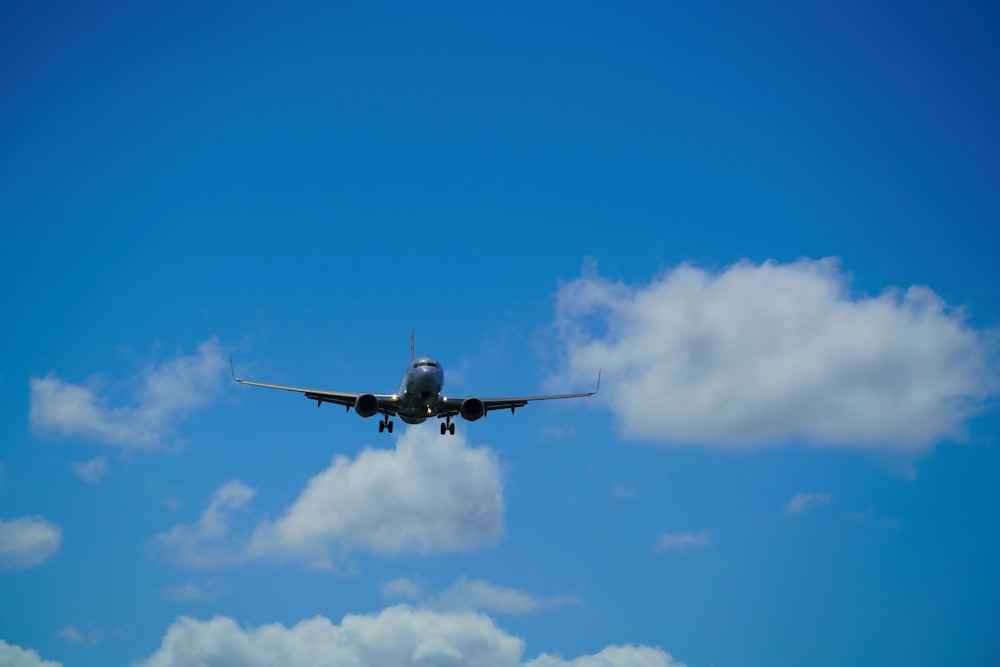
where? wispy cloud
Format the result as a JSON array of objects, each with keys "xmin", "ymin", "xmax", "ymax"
[
  {"xmin": 381, "ymin": 576, "xmax": 579, "ymax": 615},
  {"xmin": 161, "ymin": 581, "xmax": 223, "ymax": 603},
  {"xmin": 654, "ymin": 530, "xmax": 711, "ymax": 551},
  {"xmin": 29, "ymin": 339, "xmax": 226, "ymax": 451},
  {"xmin": 611, "ymin": 482, "xmax": 639, "ymax": 499},
  {"xmin": 786, "ymin": 492, "xmax": 833, "ymax": 515},
  {"xmin": 0, "ymin": 515, "xmax": 62, "ymax": 570},
  {"xmin": 56, "ymin": 625, "xmax": 97, "ymax": 647},
  {"xmin": 537, "ymin": 425, "xmax": 577, "ymax": 440},
  {"xmin": 845, "ymin": 506, "xmax": 901, "ymax": 530},
  {"xmin": 431, "ymin": 577, "xmax": 580, "ymax": 615},
  {"xmin": 71, "ymin": 457, "xmax": 109, "ymax": 484},
  {"xmin": 381, "ymin": 577, "xmax": 423, "ymax": 600},
  {"xmin": 553, "ymin": 259, "xmax": 998, "ymax": 450}
]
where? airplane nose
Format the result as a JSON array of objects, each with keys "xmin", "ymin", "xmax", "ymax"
[
  {"xmin": 412, "ymin": 366, "xmax": 443, "ymax": 395},
  {"xmin": 418, "ymin": 365, "xmax": 442, "ymax": 380},
  {"xmin": 414, "ymin": 368, "xmax": 433, "ymax": 386}
]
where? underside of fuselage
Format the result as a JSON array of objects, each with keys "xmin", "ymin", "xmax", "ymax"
[{"xmin": 399, "ymin": 415, "xmax": 427, "ymax": 425}]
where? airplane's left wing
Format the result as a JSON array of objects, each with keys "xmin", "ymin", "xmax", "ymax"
[{"xmin": 435, "ymin": 372, "xmax": 600, "ymax": 419}]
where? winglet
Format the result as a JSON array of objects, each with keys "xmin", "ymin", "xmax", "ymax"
[
  {"xmin": 596, "ymin": 369, "xmax": 602, "ymax": 393},
  {"xmin": 230, "ymin": 356, "xmax": 243, "ymax": 383}
]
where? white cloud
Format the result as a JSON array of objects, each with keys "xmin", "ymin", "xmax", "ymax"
[
  {"xmin": 246, "ymin": 428, "xmax": 503, "ymax": 567},
  {"xmin": 0, "ymin": 515, "xmax": 62, "ymax": 570},
  {"xmin": 552, "ymin": 259, "xmax": 998, "ymax": 450},
  {"xmin": 71, "ymin": 457, "xmax": 109, "ymax": 483},
  {"xmin": 134, "ymin": 607, "xmax": 684, "ymax": 667},
  {"xmin": 152, "ymin": 480, "xmax": 255, "ymax": 569},
  {"xmin": 432, "ymin": 577, "xmax": 579, "ymax": 615},
  {"xmin": 786, "ymin": 492, "xmax": 833, "ymax": 515},
  {"xmin": 0, "ymin": 640, "xmax": 62, "ymax": 667},
  {"xmin": 653, "ymin": 530, "xmax": 711, "ymax": 551},
  {"xmin": 153, "ymin": 428, "xmax": 504, "ymax": 569},
  {"xmin": 29, "ymin": 339, "xmax": 226, "ymax": 450}
]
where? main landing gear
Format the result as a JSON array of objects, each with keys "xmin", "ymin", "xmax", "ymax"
[
  {"xmin": 378, "ymin": 417, "xmax": 394, "ymax": 433},
  {"xmin": 440, "ymin": 418, "xmax": 455, "ymax": 436}
]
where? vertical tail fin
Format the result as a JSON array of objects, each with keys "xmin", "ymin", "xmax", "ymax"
[{"xmin": 410, "ymin": 325, "xmax": 415, "ymax": 361}]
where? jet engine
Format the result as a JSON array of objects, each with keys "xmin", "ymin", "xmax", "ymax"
[
  {"xmin": 354, "ymin": 393, "xmax": 379, "ymax": 418},
  {"xmin": 460, "ymin": 397, "xmax": 486, "ymax": 422}
]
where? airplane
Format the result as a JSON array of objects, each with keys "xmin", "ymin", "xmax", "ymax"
[{"xmin": 231, "ymin": 331, "xmax": 599, "ymax": 435}]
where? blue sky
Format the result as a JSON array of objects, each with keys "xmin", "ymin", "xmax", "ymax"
[{"xmin": 2, "ymin": 2, "xmax": 998, "ymax": 666}]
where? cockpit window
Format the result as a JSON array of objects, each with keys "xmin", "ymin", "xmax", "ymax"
[{"xmin": 414, "ymin": 359, "xmax": 438, "ymax": 368}]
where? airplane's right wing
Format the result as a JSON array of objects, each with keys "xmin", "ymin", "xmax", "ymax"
[{"xmin": 231, "ymin": 362, "xmax": 398, "ymax": 414}]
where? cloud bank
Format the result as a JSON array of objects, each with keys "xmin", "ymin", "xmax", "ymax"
[
  {"xmin": 29, "ymin": 339, "xmax": 226, "ymax": 450},
  {"xmin": 553, "ymin": 259, "xmax": 997, "ymax": 450},
  {"xmin": 154, "ymin": 428, "xmax": 504, "ymax": 568},
  {"xmin": 135, "ymin": 607, "xmax": 684, "ymax": 667},
  {"xmin": 0, "ymin": 515, "xmax": 62, "ymax": 570}
]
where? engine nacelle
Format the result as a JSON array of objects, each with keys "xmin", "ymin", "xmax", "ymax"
[
  {"xmin": 460, "ymin": 397, "xmax": 486, "ymax": 422},
  {"xmin": 354, "ymin": 393, "xmax": 379, "ymax": 418}
]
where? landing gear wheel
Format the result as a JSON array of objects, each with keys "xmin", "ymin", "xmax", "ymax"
[
  {"xmin": 448, "ymin": 422, "xmax": 456, "ymax": 435},
  {"xmin": 440, "ymin": 422, "xmax": 447, "ymax": 435},
  {"xmin": 387, "ymin": 420, "xmax": 393, "ymax": 433},
  {"xmin": 378, "ymin": 421, "xmax": 385, "ymax": 433}
]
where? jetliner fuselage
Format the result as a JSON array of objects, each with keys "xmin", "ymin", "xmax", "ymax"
[{"xmin": 396, "ymin": 357, "xmax": 445, "ymax": 424}]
